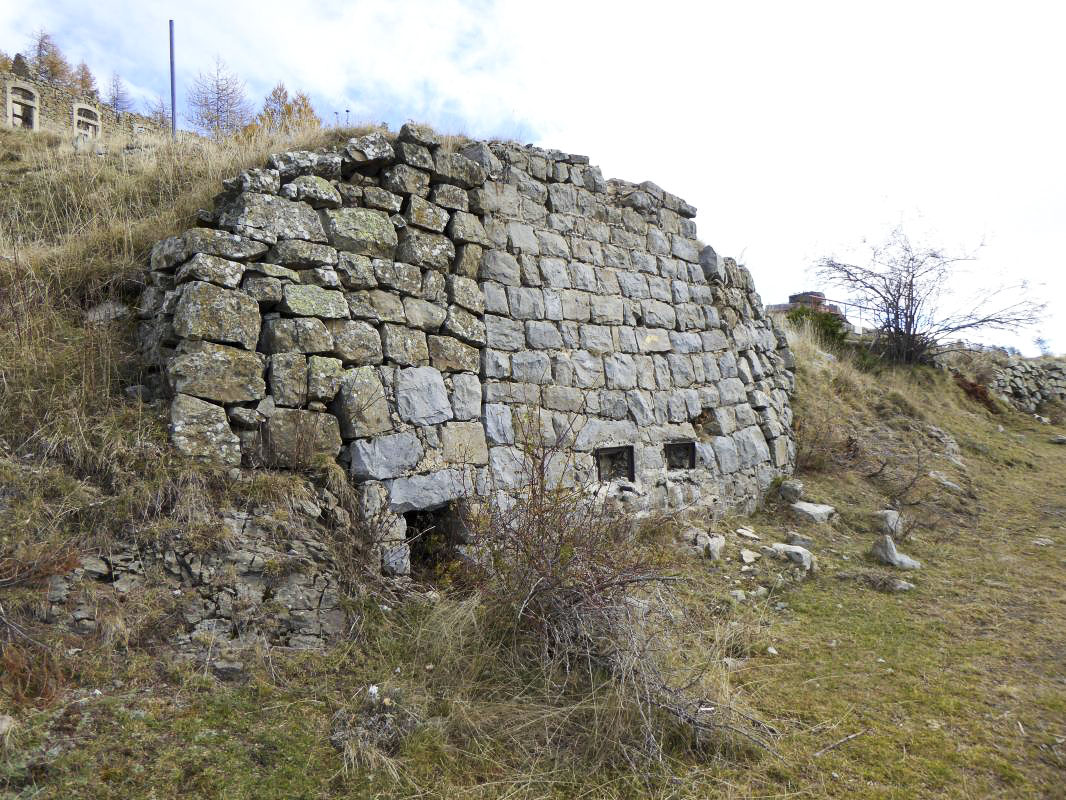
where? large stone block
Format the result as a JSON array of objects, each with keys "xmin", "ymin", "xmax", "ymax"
[
  {"xmin": 169, "ymin": 393, "xmax": 241, "ymax": 466},
  {"xmin": 308, "ymin": 356, "xmax": 344, "ymax": 402},
  {"xmin": 441, "ymin": 422, "xmax": 489, "ymax": 465},
  {"xmin": 174, "ymin": 253, "xmax": 245, "ymax": 289},
  {"xmin": 447, "ymin": 211, "xmax": 491, "ymax": 246},
  {"xmin": 345, "ymin": 132, "xmax": 394, "ymax": 167},
  {"xmin": 151, "ymin": 228, "xmax": 268, "ymax": 271},
  {"xmin": 269, "ymin": 353, "xmax": 309, "ymax": 407},
  {"xmin": 332, "ymin": 367, "xmax": 392, "ymax": 438},
  {"xmin": 428, "ymin": 335, "xmax": 479, "ymax": 372},
  {"xmin": 266, "ymin": 239, "xmax": 339, "ymax": 267},
  {"xmin": 217, "ymin": 192, "xmax": 327, "ymax": 245},
  {"xmin": 263, "ymin": 408, "xmax": 342, "ymax": 467},
  {"xmin": 446, "ymin": 275, "xmax": 484, "ymax": 314},
  {"xmin": 443, "ymin": 305, "xmax": 486, "ymax": 346},
  {"xmin": 260, "ymin": 317, "xmax": 334, "ymax": 354},
  {"xmin": 396, "ymin": 228, "xmax": 455, "ymax": 270},
  {"xmin": 403, "ymin": 297, "xmax": 447, "ymax": 331},
  {"xmin": 403, "ymin": 195, "xmax": 450, "ymax": 232},
  {"xmin": 350, "ymin": 431, "xmax": 425, "ymax": 480},
  {"xmin": 166, "ymin": 342, "xmax": 265, "ymax": 403},
  {"xmin": 381, "ymin": 324, "xmax": 430, "ymax": 366},
  {"xmin": 326, "ymin": 319, "xmax": 383, "ymax": 365},
  {"xmin": 381, "ymin": 164, "xmax": 430, "ymax": 196},
  {"xmin": 396, "ymin": 366, "xmax": 453, "ymax": 425},
  {"xmin": 279, "ymin": 284, "xmax": 350, "ymax": 318},
  {"xmin": 450, "ymin": 373, "xmax": 482, "ymax": 420},
  {"xmin": 386, "ymin": 469, "xmax": 467, "ymax": 512},
  {"xmin": 320, "ymin": 208, "xmax": 397, "ymax": 259},
  {"xmin": 173, "ymin": 281, "xmax": 261, "ymax": 350},
  {"xmin": 432, "ymin": 151, "xmax": 486, "ymax": 188}
]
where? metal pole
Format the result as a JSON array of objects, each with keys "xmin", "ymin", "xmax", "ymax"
[{"xmin": 169, "ymin": 20, "xmax": 176, "ymax": 140}]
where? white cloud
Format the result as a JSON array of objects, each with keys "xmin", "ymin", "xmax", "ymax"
[{"xmin": 3, "ymin": 0, "xmax": 1064, "ymax": 352}]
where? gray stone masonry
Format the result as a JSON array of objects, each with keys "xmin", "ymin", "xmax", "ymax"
[{"xmin": 140, "ymin": 129, "xmax": 797, "ymax": 575}]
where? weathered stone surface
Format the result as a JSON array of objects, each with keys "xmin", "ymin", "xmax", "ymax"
[
  {"xmin": 381, "ymin": 324, "xmax": 430, "ymax": 366},
  {"xmin": 395, "ymin": 141, "xmax": 435, "ymax": 170},
  {"xmin": 381, "ymin": 164, "xmax": 430, "ymax": 197},
  {"xmin": 441, "ymin": 422, "xmax": 488, "ymax": 464},
  {"xmin": 869, "ymin": 534, "xmax": 921, "ymax": 570},
  {"xmin": 308, "ymin": 356, "xmax": 344, "ymax": 401},
  {"xmin": 263, "ymin": 409, "xmax": 342, "ymax": 467},
  {"xmin": 447, "ymin": 275, "xmax": 484, "ymax": 314},
  {"xmin": 398, "ymin": 122, "xmax": 440, "ymax": 148},
  {"xmin": 151, "ymin": 228, "xmax": 268, "ymax": 271},
  {"xmin": 332, "ymin": 367, "xmax": 392, "ymax": 438},
  {"xmin": 443, "ymin": 305, "xmax": 486, "ymax": 346},
  {"xmin": 432, "ymin": 151, "xmax": 486, "ymax": 188},
  {"xmin": 269, "ymin": 353, "xmax": 308, "ymax": 407},
  {"xmin": 173, "ymin": 281, "xmax": 261, "ymax": 350},
  {"xmin": 321, "ymin": 208, "xmax": 398, "ymax": 258},
  {"xmin": 326, "ymin": 319, "xmax": 382, "ymax": 365},
  {"xmin": 265, "ymin": 239, "xmax": 339, "ymax": 267},
  {"xmin": 350, "ymin": 431, "xmax": 424, "ymax": 480},
  {"xmin": 260, "ymin": 317, "xmax": 334, "ymax": 354},
  {"xmin": 450, "ymin": 373, "xmax": 482, "ymax": 420},
  {"xmin": 429, "ymin": 183, "xmax": 468, "ymax": 211},
  {"xmin": 396, "ymin": 228, "xmax": 455, "ymax": 270},
  {"xmin": 346, "ymin": 132, "xmax": 394, "ymax": 167},
  {"xmin": 170, "ymin": 394, "xmax": 241, "ymax": 465},
  {"xmin": 403, "ymin": 297, "xmax": 447, "ymax": 331},
  {"xmin": 279, "ymin": 284, "xmax": 350, "ymax": 318},
  {"xmin": 875, "ymin": 509, "xmax": 903, "ymax": 536},
  {"xmin": 768, "ymin": 542, "xmax": 815, "ymax": 572},
  {"xmin": 428, "ymin": 335, "xmax": 479, "ymax": 372},
  {"xmin": 166, "ymin": 342, "xmax": 265, "ymax": 403},
  {"xmin": 447, "ymin": 211, "xmax": 491, "ymax": 246},
  {"xmin": 280, "ymin": 175, "xmax": 342, "ymax": 208},
  {"xmin": 396, "ymin": 366, "xmax": 453, "ymax": 425},
  {"xmin": 175, "ymin": 253, "xmax": 245, "ymax": 289},
  {"xmin": 791, "ymin": 501, "xmax": 836, "ymax": 524},
  {"xmin": 218, "ymin": 193, "xmax": 327, "ymax": 245},
  {"xmin": 403, "ymin": 196, "xmax": 449, "ymax": 232},
  {"xmin": 386, "ymin": 469, "xmax": 467, "ymax": 512}
]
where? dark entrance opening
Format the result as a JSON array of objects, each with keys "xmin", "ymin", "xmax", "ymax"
[
  {"xmin": 595, "ymin": 446, "xmax": 634, "ymax": 482},
  {"xmin": 665, "ymin": 441, "xmax": 696, "ymax": 471},
  {"xmin": 404, "ymin": 506, "xmax": 463, "ymax": 579}
]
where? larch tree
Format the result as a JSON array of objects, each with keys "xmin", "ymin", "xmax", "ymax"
[
  {"xmin": 107, "ymin": 73, "xmax": 134, "ymax": 114},
  {"xmin": 188, "ymin": 57, "xmax": 252, "ymax": 138},
  {"xmin": 28, "ymin": 29, "xmax": 71, "ymax": 85},
  {"xmin": 0, "ymin": 50, "xmax": 12, "ymax": 73},
  {"xmin": 73, "ymin": 62, "xmax": 98, "ymax": 99},
  {"xmin": 247, "ymin": 82, "xmax": 321, "ymax": 134}
]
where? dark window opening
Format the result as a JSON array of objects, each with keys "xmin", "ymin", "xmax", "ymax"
[
  {"xmin": 665, "ymin": 441, "xmax": 696, "ymax": 471},
  {"xmin": 12, "ymin": 102, "xmax": 34, "ymax": 129},
  {"xmin": 404, "ymin": 507, "xmax": 464, "ymax": 578},
  {"xmin": 595, "ymin": 446, "xmax": 635, "ymax": 482},
  {"xmin": 77, "ymin": 107, "xmax": 99, "ymax": 122}
]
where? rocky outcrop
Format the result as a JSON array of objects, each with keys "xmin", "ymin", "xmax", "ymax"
[{"xmin": 138, "ymin": 125, "xmax": 797, "ymax": 574}]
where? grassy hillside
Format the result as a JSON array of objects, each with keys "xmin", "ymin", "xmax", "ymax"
[{"xmin": 0, "ymin": 127, "xmax": 1063, "ymax": 799}]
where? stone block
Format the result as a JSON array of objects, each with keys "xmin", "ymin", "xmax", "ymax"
[
  {"xmin": 151, "ymin": 228, "xmax": 268, "ymax": 271},
  {"xmin": 447, "ymin": 211, "xmax": 491, "ymax": 246},
  {"xmin": 332, "ymin": 366, "xmax": 392, "ymax": 438},
  {"xmin": 217, "ymin": 193, "xmax": 327, "ymax": 245},
  {"xmin": 173, "ymin": 281, "xmax": 261, "ymax": 350},
  {"xmin": 470, "ymin": 182, "xmax": 520, "ymax": 216},
  {"xmin": 395, "ymin": 140, "xmax": 434, "ymax": 170},
  {"xmin": 479, "ymin": 250, "xmax": 521, "ymax": 285},
  {"xmin": 240, "ymin": 275, "xmax": 284, "ymax": 306},
  {"xmin": 269, "ymin": 353, "xmax": 308, "ymax": 407},
  {"xmin": 441, "ymin": 422, "xmax": 489, "ymax": 464},
  {"xmin": 263, "ymin": 408, "xmax": 342, "ymax": 467},
  {"xmin": 281, "ymin": 175, "xmax": 342, "ymax": 208},
  {"xmin": 525, "ymin": 320, "xmax": 563, "ymax": 349},
  {"xmin": 404, "ymin": 195, "xmax": 450, "ymax": 232},
  {"xmin": 443, "ymin": 305, "xmax": 487, "ymax": 346},
  {"xmin": 511, "ymin": 351, "xmax": 553, "ymax": 384},
  {"xmin": 580, "ymin": 324, "xmax": 613, "ymax": 354},
  {"xmin": 362, "ymin": 186, "xmax": 404, "ymax": 212},
  {"xmin": 396, "ymin": 228, "xmax": 455, "ymax": 270},
  {"xmin": 428, "ymin": 335, "xmax": 479, "ymax": 372},
  {"xmin": 396, "ymin": 366, "xmax": 453, "ymax": 425},
  {"xmin": 279, "ymin": 284, "xmax": 349, "ymax": 318},
  {"xmin": 175, "ymin": 253, "xmax": 245, "ymax": 289},
  {"xmin": 308, "ymin": 356, "xmax": 344, "ymax": 402},
  {"xmin": 380, "ymin": 164, "xmax": 430, "ymax": 197},
  {"xmin": 170, "ymin": 393, "xmax": 242, "ymax": 466},
  {"xmin": 429, "ymin": 183, "xmax": 469, "ymax": 211},
  {"xmin": 381, "ymin": 324, "xmax": 430, "ymax": 366},
  {"xmin": 326, "ymin": 319, "xmax": 383, "ymax": 365},
  {"xmin": 506, "ymin": 221, "xmax": 540, "ymax": 254},
  {"xmin": 386, "ymin": 469, "xmax": 467, "ymax": 512},
  {"xmin": 166, "ymin": 342, "xmax": 266, "ymax": 403},
  {"xmin": 484, "ymin": 403, "xmax": 515, "ymax": 445},
  {"xmin": 320, "ymin": 207, "xmax": 397, "ymax": 259},
  {"xmin": 350, "ymin": 431, "xmax": 424, "ymax": 480},
  {"xmin": 506, "ymin": 286, "xmax": 545, "ymax": 320},
  {"xmin": 484, "ymin": 314, "xmax": 525, "ymax": 351},
  {"xmin": 450, "ymin": 373, "xmax": 482, "ymax": 420},
  {"xmin": 403, "ymin": 297, "xmax": 447, "ymax": 331},
  {"xmin": 453, "ymin": 244, "xmax": 483, "ymax": 277},
  {"xmin": 712, "ymin": 436, "xmax": 740, "ymax": 474},
  {"xmin": 446, "ymin": 275, "xmax": 484, "ymax": 314},
  {"xmin": 364, "ymin": 289, "xmax": 407, "ymax": 323},
  {"xmin": 373, "ymin": 260, "xmax": 422, "ymax": 294},
  {"xmin": 259, "ymin": 317, "xmax": 333, "ymax": 354},
  {"xmin": 432, "ymin": 151, "xmax": 486, "ymax": 188}
]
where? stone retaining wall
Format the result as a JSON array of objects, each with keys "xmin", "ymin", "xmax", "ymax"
[
  {"xmin": 990, "ymin": 359, "xmax": 1066, "ymax": 412},
  {"xmin": 138, "ymin": 125, "xmax": 796, "ymax": 574}
]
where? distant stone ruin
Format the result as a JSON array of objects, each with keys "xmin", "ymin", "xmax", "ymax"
[
  {"xmin": 2, "ymin": 71, "xmax": 165, "ymax": 140},
  {"xmin": 138, "ymin": 125, "xmax": 796, "ymax": 574},
  {"xmin": 990, "ymin": 359, "xmax": 1066, "ymax": 412}
]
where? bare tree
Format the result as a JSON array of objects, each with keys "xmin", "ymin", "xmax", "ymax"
[
  {"xmin": 107, "ymin": 73, "xmax": 134, "ymax": 114},
  {"xmin": 817, "ymin": 228, "xmax": 1044, "ymax": 364},
  {"xmin": 187, "ymin": 57, "xmax": 252, "ymax": 138},
  {"xmin": 145, "ymin": 95, "xmax": 171, "ymax": 128}
]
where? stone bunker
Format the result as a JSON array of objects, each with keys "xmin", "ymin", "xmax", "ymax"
[{"xmin": 138, "ymin": 125, "xmax": 796, "ymax": 573}]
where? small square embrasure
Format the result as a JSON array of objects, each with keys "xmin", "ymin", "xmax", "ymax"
[
  {"xmin": 665, "ymin": 441, "xmax": 696, "ymax": 471},
  {"xmin": 595, "ymin": 446, "xmax": 634, "ymax": 482}
]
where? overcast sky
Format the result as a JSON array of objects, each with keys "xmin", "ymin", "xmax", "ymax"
[{"xmin": 4, "ymin": 0, "xmax": 1063, "ymax": 354}]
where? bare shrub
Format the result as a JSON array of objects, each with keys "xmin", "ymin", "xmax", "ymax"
[{"xmin": 454, "ymin": 420, "xmax": 777, "ymax": 761}]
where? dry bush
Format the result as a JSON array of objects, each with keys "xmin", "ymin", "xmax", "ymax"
[{"xmin": 450, "ymin": 427, "xmax": 776, "ymax": 763}]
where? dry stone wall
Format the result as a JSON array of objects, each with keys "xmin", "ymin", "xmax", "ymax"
[
  {"xmin": 990, "ymin": 359, "xmax": 1066, "ymax": 412},
  {"xmin": 138, "ymin": 125, "xmax": 795, "ymax": 575}
]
